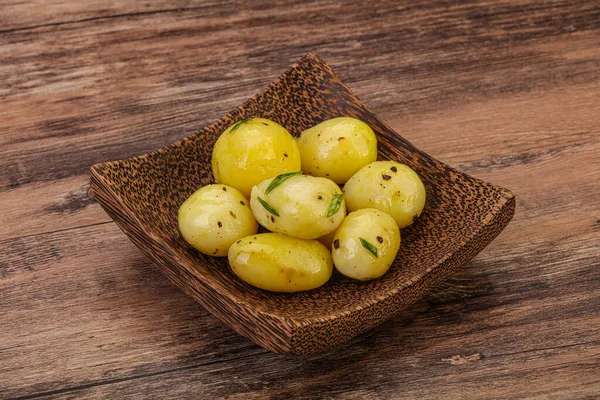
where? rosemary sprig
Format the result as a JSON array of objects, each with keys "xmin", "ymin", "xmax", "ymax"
[
  {"xmin": 327, "ymin": 194, "xmax": 344, "ymax": 218},
  {"xmin": 257, "ymin": 197, "xmax": 279, "ymax": 216},
  {"xmin": 359, "ymin": 237, "xmax": 378, "ymax": 258},
  {"xmin": 229, "ymin": 119, "xmax": 250, "ymax": 134},
  {"xmin": 265, "ymin": 171, "xmax": 302, "ymax": 194}
]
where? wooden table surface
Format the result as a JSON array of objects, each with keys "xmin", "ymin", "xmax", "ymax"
[{"xmin": 2, "ymin": 1, "xmax": 599, "ymax": 398}]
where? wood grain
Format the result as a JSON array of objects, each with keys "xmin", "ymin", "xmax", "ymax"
[{"xmin": 1, "ymin": 0, "xmax": 599, "ymax": 398}]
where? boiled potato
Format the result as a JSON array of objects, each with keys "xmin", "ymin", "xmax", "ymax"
[
  {"xmin": 296, "ymin": 117, "xmax": 377, "ymax": 184},
  {"xmin": 344, "ymin": 161, "xmax": 426, "ymax": 228},
  {"xmin": 332, "ymin": 209, "xmax": 400, "ymax": 281},
  {"xmin": 212, "ymin": 118, "xmax": 301, "ymax": 197},
  {"xmin": 228, "ymin": 233, "xmax": 333, "ymax": 292},
  {"xmin": 250, "ymin": 174, "xmax": 345, "ymax": 239},
  {"xmin": 178, "ymin": 184, "xmax": 257, "ymax": 257}
]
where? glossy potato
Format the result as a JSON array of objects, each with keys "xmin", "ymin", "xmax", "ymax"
[
  {"xmin": 344, "ymin": 161, "xmax": 426, "ymax": 228},
  {"xmin": 296, "ymin": 117, "xmax": 377, "ymax": 184},
  {"xmin": 332, "ymin": 209, "xmax": 400, "ymax": 281},
  {"xmin": 250, "ymin": 174, "xmax": 346, "ymax": 239},
  {"xmin": 228, "ymin": 233, "xmax": 333, "ymax": 292},
  {"xmin": 178, "ymin": 184, "xmax": 257, "ymax": 256},
  {"xmin": 211, "ymin": 118, "xmax": 301, "ymax": 197}
]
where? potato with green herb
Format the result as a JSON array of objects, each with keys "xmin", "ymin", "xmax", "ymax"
[
  {"xmin": 296, "ymin": 117, "xmax": 377, "ymax": 184},
  {"xmin": 344, "ymin": 161, "xmax": 426, "ymax": 228},
  {"xmin": 250, "ymin": 173, "xmax": 345, "ymax": 239},
  {"xmin": 228, "ymin": 233, "xmax": 333, "ymax": 292},
  {"xmin": 332, "ymin": 208, "xmax": 400, "ymax": 281},
  {"xmin": 211, "ymin": 118, "xmax": 301, "ymax": 197},
  {"xmin": 178, "ymin": 184, "xmax": 257, "ymax": 257}
]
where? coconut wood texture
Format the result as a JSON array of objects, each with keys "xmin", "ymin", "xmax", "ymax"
[
  {"xmin": 1, "ymin": 0, "xmax": 599, "ymax": 398},
  {"xmin": 90, "ymin": 52, "xmax": 515, "ymax": 355}
]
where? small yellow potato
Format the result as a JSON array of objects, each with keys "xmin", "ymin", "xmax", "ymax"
[
  {"xmin": 296, "ymin": 117, "xmax": 377, "ymax": 184},
  {"xmin": 228, "ymin": 233, "xmax": 333, "ymax": 292},
  {"xmin": 332, "ymin": 209, "xmax": 401, "ymax": 281},
  {"xmin": 211, "ymin": 118, "xmax": 301, "ymax": 197},
  {"xmin": 250, "ymin": 174, "xmax": 345, "ymax": 239},
  {"xmin": 178, "ymin": 184, "xmax": 257, "ymax": 257},
  {"xmin": 344, "ymin": 161, "xmax": 426, "ymax": 228}
]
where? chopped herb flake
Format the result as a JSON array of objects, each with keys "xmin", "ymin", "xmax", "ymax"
[
  {"xmin": 327, "ymin": 194, "xmax": 344, "ymax": 217},
  {"xmin": 257, "ymin": 197, "xmax": 279, "ymax": 216},
  {"xmin": 360, "ymin": 237, "xmax": 378, "ymax": 258},
  {"xmin": 265, "ymin": 171, "xmax": 302, "ymax": 194},
  {"xmin": 229, "ymin": 119, "xmax": 250, "ymax": 134}
]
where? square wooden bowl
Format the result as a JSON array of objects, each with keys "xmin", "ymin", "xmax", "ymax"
[{"xmin": 91, "ymin": 52, "xmax": 515, "ymax": 355}]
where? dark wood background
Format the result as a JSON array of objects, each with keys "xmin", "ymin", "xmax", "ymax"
[{"xmin": 1, "ymin": 0, "xmax": 599, "ymax": 398}]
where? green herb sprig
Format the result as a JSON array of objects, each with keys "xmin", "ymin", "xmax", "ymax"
[
  {"xmin": 265, "ymin": 171, "xmax": 302, "ymax": 195},
  {"xmin": 327, "ymin": 194, "xmax": 344, "ymax": 218},
  {"xmin": 257, "ymin": 197, "xmax": 279, "ymax": 216},
  {"xmin": 359, "ymin": 237, "xmax": 378, "ymax": 258},
  {"xmin": 229, "ymin": 119, "xmax": 250, "ymax": 134}
]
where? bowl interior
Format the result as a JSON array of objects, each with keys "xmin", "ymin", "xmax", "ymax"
[{"xmin": 93, "ymin": 53, "xmax": 510, "ymax": 320}]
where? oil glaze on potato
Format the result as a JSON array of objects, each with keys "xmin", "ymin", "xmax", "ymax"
[
  {"xmin": 250, "ymin": 174, "xmax": 345, "ymax": 239},
  {"xmin": 296, "ymin": 117, "xmax": 377, "ymax": 184},
  {"xmin": 211, "ymin": 118, "xmax": 301, "ymax": 197},
  {"xmin": 178, "ymin": 184, "xmax": 257, "ymax": 256},
  {"xmin": 228, "ymin": 233, "xmax": 333, "ymax": 292},
  {"xmin": 344, "ymin": 161, "xmax": 426, "ymax": 228},
  {"xmin": 332, "ymin": 209, "xmax": 400, "ymax": 281}
]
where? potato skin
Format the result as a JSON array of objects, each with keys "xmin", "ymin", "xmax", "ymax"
[
  {"xmin": 296, "ymin": 117, "xmax": 377, "ymax": 184},
  {"xmin": 178, "ymin": 184, "xmax": 257, "ymax": 257},
  {"xmin": 332, "ymin": 209, "xmax": 400, "ymax": 281},
  {"xmin": 228, "ymin": 233, "xmax": 333, "ymax": 292},
  {"xmin": 211, "ymin": 118, "xmax": 301, "ymax": 197},
  {"xmin": 344, "ymin": 161, "xmax": 426, "ymax": 228},
  {"xmin": 250, "ymin": 175, "xmax": 346, "ymax": 239}
]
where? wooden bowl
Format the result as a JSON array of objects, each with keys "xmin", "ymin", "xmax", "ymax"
[{"xmin": 91, "ymin": 52, "xmax": 515, "ymax": 355}]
